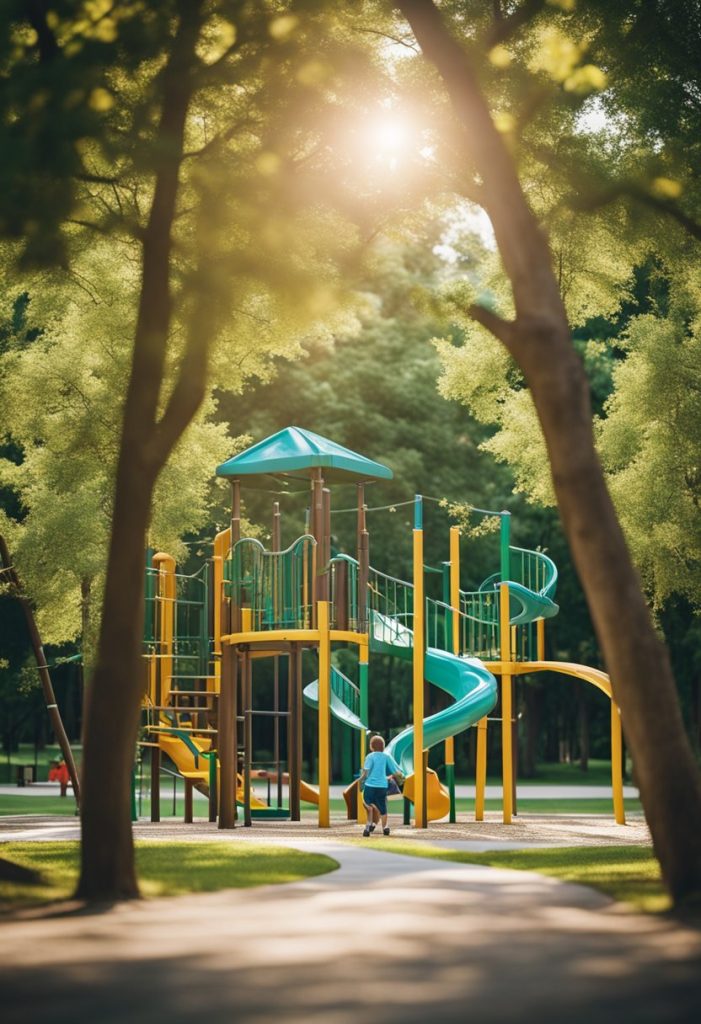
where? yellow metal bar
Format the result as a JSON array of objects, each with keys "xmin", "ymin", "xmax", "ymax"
[
  {"xmin": 537, "ymin": 618, "xmax": 545, "ymax": 661},
  {"xmin": 330, "ymin": 630, "xmax": 368, "ymax": 645},
  {"xmin": 318, "ymin": 600, "xmax": 331, "ymax": 827},
  {"xmin": 221, "ymin": 629, "xmax": 320, "ymax": 645},
  {"xmin": 483, "ymin": 661, "xmax": 613, "ymax": 698},
  {"xmin": 240, "ymin": 607, "xmax": 252, "ymax": 633},
  {"xmin": 500, "ymin": 582, "xmax": 513, "ymax": 824},
  {"xmin": 445, "ymin": 735, "xmax": 455, "ymax": 765},
  {"xmin": 413, "ymin": 527, "xmax": 425, "ymax": 828},
  {"xmin": 611, "ymin": 701, "xmax": 626, "ymax": 825},
  {"xmin": 153, "ymin": 552, "xmax": 176, "ymax": 702}
]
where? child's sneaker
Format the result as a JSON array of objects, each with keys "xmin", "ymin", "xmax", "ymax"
[
  {"xmin": 362, "ymin": 826, "xmax": 371, "ymax": 837},
  {"xmin": 369, "ymin": 823, "xmax": 376, "ymax": 833},
  {"xmin": 383, "ymin": 827, "xmax": 390, "ymax": 836}
]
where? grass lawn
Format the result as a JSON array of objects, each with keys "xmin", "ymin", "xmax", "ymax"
[
  {"xmin": 361, "ymin": 840, "xmax": 667, "ymax": 912},
  {"xmin": 0, "ymin": 840, "xmax": 338, "ymax": 911},
  {"xmin": 0, "ymin": 791, "xmax": 642, "ymax": 819}
]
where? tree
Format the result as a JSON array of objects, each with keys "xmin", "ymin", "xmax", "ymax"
[
  {"xmin": 0, "ymin": 1, "xmax": 371, "ymax": 899},
  {"xmin": 394, "ymin": 0, "xmax": 701, "ymax": 906}
]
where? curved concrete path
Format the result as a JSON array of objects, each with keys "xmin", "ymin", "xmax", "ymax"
[{"xmin": 2, "ymin": 835, "xmax": 701, "ymax": 1024}]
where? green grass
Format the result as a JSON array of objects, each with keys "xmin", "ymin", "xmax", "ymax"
[
  {"xmin": 361, "ymin": 840, "xmax": 667, "ymax": 912},
  {"xmin": 0, "ymin": 840, "xmax": 338, "ymax": 910},
  {"xmin": 0, "ymin": 791, "xmax": 642, "ymax": 819}
]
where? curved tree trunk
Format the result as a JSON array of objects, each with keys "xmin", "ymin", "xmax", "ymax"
[{"xmin": 398, "ymin": 0, "xmax": 701, "ymax": 906}]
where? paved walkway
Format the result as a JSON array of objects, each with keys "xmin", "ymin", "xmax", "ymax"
[{"xmin": 1, "ymin": 815, "xmax": 700, "ymax": 1022}]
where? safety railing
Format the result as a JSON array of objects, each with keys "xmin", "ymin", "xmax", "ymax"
[
  {"xmin": 144, "ymin": 562, "xmax": 210, "ymax": 680},
  {"xmin": 458, "ymin": 589, "xmax": 501, "ymax": 661},
  {"xmin": 508, "ymin": 545, "xmax": 558, "ymax": 599},
  {"xmin": 479, "ymin": 545, "xmax": 558, "ymax": 600},
  {"xmin": 227, "ymin": 535, "xmax": 316, "ymax": 630},
  {"xmin": 331, "ymin": 665, "xmax": 361, "ymax": 721},
  {"xmin": 367, "ymin": 567, "xmax": 414, "ymax": 642}
]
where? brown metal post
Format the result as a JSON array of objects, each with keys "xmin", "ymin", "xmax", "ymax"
[
  {"xmin": 311, "ymin": 469, "xmax": 325, "ymax": 602},
  {"xmin": 335, "ymin": 558, "xmax": 349, "ymax": 631},
  {"xmin": 184, "ymin": 778, "xmax": 193, "ymax": 823},
  {"xmin": 0, "ymin": 534, "xmax": 81, "ymax": 805},
  {"xmin": 322, "ymin": 486, "xmax": 331, "ymax": 602},
  {"xmin": 356, "ymin": 483, "xmax": 365, "ymax": 555},
  {"xmin": 150, "ymin": 744, "xmax": 161, "ymax": 822},
  {"xmin": 359, "ymin": 529, "xmax": 370, "ymax": 633},
  {"xmin": 218, "ymin": 642, "xmax": 237, "ymax": 828}
]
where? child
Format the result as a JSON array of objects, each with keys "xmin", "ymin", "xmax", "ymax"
[{"xmin": 358, "ymin": 735, "xmax": 403, "ymax": 837}]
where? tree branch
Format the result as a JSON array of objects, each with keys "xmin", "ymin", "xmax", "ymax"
[
  {"xmin": 468, "ymin": 303, "xmax": 515, "ymax": 346},
  {"xmin": 485, "ymin": 0, "xmax": 546, "ymax": 47}
]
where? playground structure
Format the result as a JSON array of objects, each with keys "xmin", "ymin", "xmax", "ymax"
[{"xmin": 141, "ymin": 426, "xmax": 626, "ymax": 829}]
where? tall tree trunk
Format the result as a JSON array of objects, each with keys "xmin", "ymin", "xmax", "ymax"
[
  {"xmin": 76, "ymin": 1, "xmax": 205, "ymax": 901},
  {"xmin": 398, "ymin": 0, "xmax": 701, "ymax": 906}
]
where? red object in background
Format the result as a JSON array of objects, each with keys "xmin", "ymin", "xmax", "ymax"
[{"xmin": 49, "ymin": 761, "xmax": 71, "ymax": 795}]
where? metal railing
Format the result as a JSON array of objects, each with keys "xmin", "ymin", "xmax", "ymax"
[{"xmin": 227, "ymin": 534, "xmax": 316, "ymax": 630}]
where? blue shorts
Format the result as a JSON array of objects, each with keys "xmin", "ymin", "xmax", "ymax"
[{"xmin": 363, "ymin": 785, "xmax": 388, "ymax": 816}]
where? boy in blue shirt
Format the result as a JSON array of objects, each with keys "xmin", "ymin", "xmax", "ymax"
[{"xmin": 358, "ymin": 734, "xmax": 403, "ymax": 837}]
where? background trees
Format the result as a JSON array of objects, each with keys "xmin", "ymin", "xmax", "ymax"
[{"xmin": 1, "ymin": 0, "xmax": 700, "ymax": 906}]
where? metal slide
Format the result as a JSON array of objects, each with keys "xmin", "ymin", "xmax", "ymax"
[
  {"xmin": 371, "ymin": 612, "xmax": 498, "ymax": 821},
  {"xmin": 156, "ymin": 728, "xmax": 268, "ymax": 809}
]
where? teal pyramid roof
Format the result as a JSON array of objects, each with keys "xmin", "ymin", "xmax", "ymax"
[{"xmin": 216, "ymin": 427, "xmax": 393, "ymax": 483}]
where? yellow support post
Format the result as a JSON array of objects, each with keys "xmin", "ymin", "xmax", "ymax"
[
  {"xmin": 537, "ymin": 618, "xmax": 545, "ymax": 661},
  {"xmin": 611, "ymin": 700, "xmax": 626, "ymax": 825},
  {"xmin": 358, "ymin": 636, "xmax": 369, "ymax": 824},
  {"xmin": 318, "ymin": 600, "xmax": 331, "ymax": 827},
  {"xmin": 447, "ymin": 526, "xmax": 460, "ymax": 822},
  {"xmin": 153, "ymin": 553, "xmax": 176, "ymax": 704},
  {"xmin": 500, "ymin": 582, "xmax": 513, "ymax": 824},
  {"xmin": 413, "ymin": 497, "xmax": 426, "ymax": 829},
  {"xmin": 213, "ymin": 527, "xmax": 231, "ymax": 693}
]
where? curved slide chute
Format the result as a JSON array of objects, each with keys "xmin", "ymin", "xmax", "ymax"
[
  {"xmin": 302, "ymin": 668, "xmax": 368, "ymax": 733},
  {"xmin": 156, "ymin": 728, "xmax": 269, "ymax": 809},
  {"xmin": 479, "ymin": 547, "xmax": 559, "ymax": 626},
  {"xmin": 368, "ymin": 612, "xmax": 498, "ymax": 821}
]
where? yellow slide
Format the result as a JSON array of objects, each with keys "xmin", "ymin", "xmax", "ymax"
[
  {"xmin": 156, "ymin": 731, "xmax": 267, "ymax": 809},
  {"xmin": 403, "ymin": 768, "xmax": 451, "ymax": 821}
]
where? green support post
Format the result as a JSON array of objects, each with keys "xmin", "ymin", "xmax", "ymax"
[
  {"xmin": 447, "ymin": 762, "xmax": 456, "ymax": 823},
  {"xmin": 131, "ymin": 764, "xmax": 138, "ymax": 822},
  {"xmin": 500, "ymin": 511, "xmax": 511, "ymax": 584}
]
